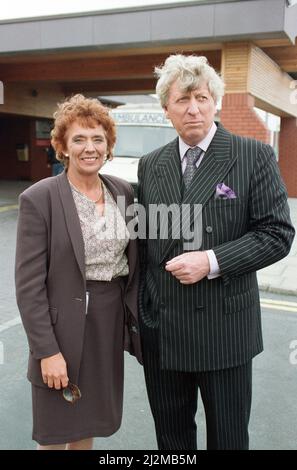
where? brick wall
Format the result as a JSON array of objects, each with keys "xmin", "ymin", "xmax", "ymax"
[
  {"xmin": 221, "ymin": 93, "xmax": 270, "ymax": 143},
  {"xmin": 221, "ymin": 93, "xmax": 297, "ymax": 198},
  {"xmin": 279, "ymin": 117, "xmax": 297, "ymax": 198}
]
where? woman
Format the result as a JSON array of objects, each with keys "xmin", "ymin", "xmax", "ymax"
[{"xmin": 15, "ymin": 94, "xmax": 142, "ymax": 450}]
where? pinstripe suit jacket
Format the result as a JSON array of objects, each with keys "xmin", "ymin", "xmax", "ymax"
[{"xmin": 138, "ymin": 123, "xmax": 295, "ymax": 372}]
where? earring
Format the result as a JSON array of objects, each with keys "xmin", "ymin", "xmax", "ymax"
[{"xmin": 64, "ymin": 153, "xmax": 69, "ymax": 157}]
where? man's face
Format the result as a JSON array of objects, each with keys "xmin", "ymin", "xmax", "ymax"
[{"xmin": 164, "ymin": 80, "xmax": 217, "ymax": 146}]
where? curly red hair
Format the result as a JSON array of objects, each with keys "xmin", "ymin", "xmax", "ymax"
[{"xmin": 51, "ymin": 94, "xmax": 116, "ymax": 168}]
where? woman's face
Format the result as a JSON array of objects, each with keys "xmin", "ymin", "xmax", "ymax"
[{"xmin": 64, "ymin": 121, "xmax": 108, "ymax": 178}]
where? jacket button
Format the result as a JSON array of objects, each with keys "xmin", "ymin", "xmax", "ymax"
[{"xmin": 206, "ymin": 226, "xmax": 213, "ymax": 233}]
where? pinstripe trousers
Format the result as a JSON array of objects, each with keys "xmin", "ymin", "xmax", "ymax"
[{"xmin": 141, "ymin": 326, "xmax": 252, "ymax": 450}]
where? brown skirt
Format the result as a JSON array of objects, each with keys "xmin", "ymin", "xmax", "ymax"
[{"xmin": 32, "ymin": 277, "xmax": 126, "ymax": 445}]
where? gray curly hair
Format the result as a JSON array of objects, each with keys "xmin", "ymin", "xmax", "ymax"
[{"xmin": 155, "ymin": 54, "xmax": 225, "ymax": 107}]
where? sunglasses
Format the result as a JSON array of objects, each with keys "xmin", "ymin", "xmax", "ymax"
[{"xmin": 62, "ymin": 382, "xmax": 82, "ymax": 404}]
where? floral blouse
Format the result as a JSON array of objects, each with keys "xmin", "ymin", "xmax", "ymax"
[{"xmin": 70, "ymin": 181, "xmax": 129, "ymax": 281}]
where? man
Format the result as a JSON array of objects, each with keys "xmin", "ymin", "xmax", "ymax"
[
  {"xmin": 137, "ymin": 54, "xmax": 295, "ymax": 450},
  {"xmin": 46, "ymin": 144, "xmax": 64, "ymax": 176}
]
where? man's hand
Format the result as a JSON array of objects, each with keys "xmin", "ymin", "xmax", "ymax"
[
  {"xmin": 165, "ymin": 251, "xmax": 210, "ymax": 284},
  {"xmin": 41, "ymin": 352, "xmax": 69, "ymax": 390}
]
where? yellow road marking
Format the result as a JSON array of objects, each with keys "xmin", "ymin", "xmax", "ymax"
[
  {"xmin": 260, "ymin": 299, "xmax": 297, "ymax": 313},
  {"xmin": 260, "ymin": 298, "xmax": 297, "ymax": 308},
  {"xmin": 0, "ymin": 205, "xmax": 18, "ymax": 213}
]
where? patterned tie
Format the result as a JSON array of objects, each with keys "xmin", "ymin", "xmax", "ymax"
[{"xmin": 183, "ymin": 146, "xmax": 203, "ymax": 189}]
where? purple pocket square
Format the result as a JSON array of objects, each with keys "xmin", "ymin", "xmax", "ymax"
[{"xmin": 215, "ymin": 183, "xmax": 237, "ymax": 199}]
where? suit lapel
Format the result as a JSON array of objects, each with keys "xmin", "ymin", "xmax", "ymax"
[
  {"xmin": 57, "ymin": 172, "xmax": 137, "ymax": 289},
  {"xmin": 153, "ymin": 138, "xmax": 183, "ymax": 205},
  {"xmin": 56, "ymin": 172, "xmax": 86, "ymax": 281},
  {"xmin": 160, "ymin": 124, "xmax": 238, "ymax": 263},
  {"xmin": 152, "ymin": 139, "xmax": 183, "ymax": 259},
  {"xmin": 182, "ymin": 123, "xmax": 235, "ymax": 206}
]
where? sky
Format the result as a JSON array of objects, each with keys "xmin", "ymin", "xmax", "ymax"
[
  {"xmin": 2, "ymin": 0, "xmax": 297, "ymax": 21},
  {"xmin": 1, "ymin": 0, "xmax": 297, "ymax": 21},
  {"xmin": 0, "ymin": 0, "xmax": 200, "ymax": 21}
]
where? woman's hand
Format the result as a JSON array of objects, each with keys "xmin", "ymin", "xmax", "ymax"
[{"xmin": 40, "ymin": 352, "xmax": 69, "ymax": 390}]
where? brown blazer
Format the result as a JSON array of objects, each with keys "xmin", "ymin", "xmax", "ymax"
[{"xmin": 15, "ymin": 171, "xmax": 142, "ymax": 388}]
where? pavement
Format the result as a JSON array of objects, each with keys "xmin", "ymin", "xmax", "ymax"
[
  {"xmin": 0, "ymin": 179, "xmax": 296, "ymax": 296},
  {"xmin": 257, "ymin": 197, "xmax": 297, "ymax": 296}
]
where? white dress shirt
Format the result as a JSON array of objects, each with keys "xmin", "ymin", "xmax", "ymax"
[{"xmin": 179, "ymin": 122, "xmax": 220, "ymax": 279}]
